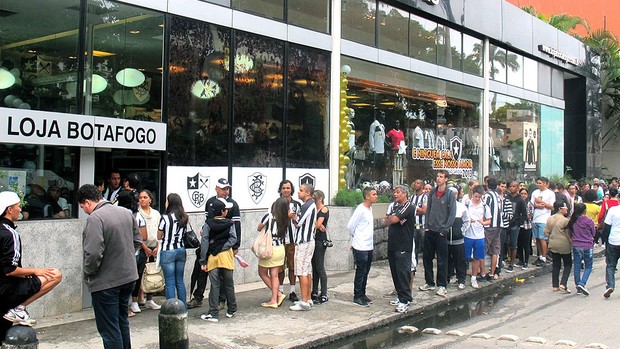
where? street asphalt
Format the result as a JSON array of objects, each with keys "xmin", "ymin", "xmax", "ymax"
[{"xmin": 32, "ymin": 245, "xmax": 606, "ymax": 349}]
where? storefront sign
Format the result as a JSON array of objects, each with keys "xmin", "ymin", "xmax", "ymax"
[
  {"xmin": 412, "ymin": 135, "xmax": 474, "ymax": 178},
  {"xmin": 538, "ymin": 45, "xmax": 579, "ymax": 66},
  {"xmin": 0, "ymin": 107, "xmax": 166, "ymax": 150}
]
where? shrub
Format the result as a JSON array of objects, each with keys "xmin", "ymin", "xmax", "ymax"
[{"xmin": 332, "ymin": 189, "xmax": 393, "ymax": 206}]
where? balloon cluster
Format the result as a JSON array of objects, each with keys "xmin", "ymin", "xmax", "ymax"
[
  {"xmin": 338, "ymin": 65, "xmax": 353, "ymax": 189},
  {"xmin": 1, "ymin": 67, "xmax": 30, "ymax": 109}
]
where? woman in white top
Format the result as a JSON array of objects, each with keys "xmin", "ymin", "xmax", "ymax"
[{"xmin": 257, "ymin": 197, "xmax": 289, "ymax": 308}]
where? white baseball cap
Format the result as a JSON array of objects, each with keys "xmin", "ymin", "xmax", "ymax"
[
  {"xmin": 216, "ymin": 178, "xmax": 232, "ymax": 189},
  {"xmin": 0, "ymin": 191, "xmax": 20, "ymax": 215}
]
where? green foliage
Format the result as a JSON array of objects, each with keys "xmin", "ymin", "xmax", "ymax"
[
  {"xmin": 331, "ymin": 189, "xmax": 393, "ymax": 206},
  {"xmin": 0, "ymin": 171, "xmax": 26, "ymax": 205}
]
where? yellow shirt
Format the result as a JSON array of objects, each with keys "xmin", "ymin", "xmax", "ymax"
[
  {"xmin": 206, "ymin": 249, "xmax": 234, "ymax": 272},
  {"xmin": 584, "ymin": 202, "xmax": 601, "ymax": 228}
]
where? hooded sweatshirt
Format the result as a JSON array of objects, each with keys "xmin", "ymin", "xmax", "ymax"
[{"xmin": 571, "ymin": 215, "xmax": 596, "ymax": 249}]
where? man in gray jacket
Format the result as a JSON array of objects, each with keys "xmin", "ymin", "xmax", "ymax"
[{"xmin": 78, "ymin": 184, "xmax": 141, "ymax": 349}]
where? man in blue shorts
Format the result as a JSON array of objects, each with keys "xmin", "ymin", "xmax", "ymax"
[
  {"xmin": 530, "ymin": 177, "xmax": 555, "ymax": 266},
  {"xmin": 0, "ymin": 191, "xmax": 62, "ymax": 343}
]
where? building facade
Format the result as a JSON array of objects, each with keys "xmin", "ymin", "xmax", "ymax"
[{"xmin": 0, "ymin": 0, "xmax": 597, "ymax": 315}]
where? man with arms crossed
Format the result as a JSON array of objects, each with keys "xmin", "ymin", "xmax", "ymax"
[
  {"xmin": 78, "ymin": 184, "xmax": 142, "ymax": 349},
  {"xmin": 277, "ymin": 180, "xmax": 302, "ymax": 302},
  {"xmin": 347, "ymin": 187, "xmax": 378, "ymax": 307},
  {"xmin": 531, "ymin": 177, "xmax": 555, "ymax": 266}
]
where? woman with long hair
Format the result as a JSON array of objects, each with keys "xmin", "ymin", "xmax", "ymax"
[
  {"xmin": 311, "ymin": 190, "xmax": 329, "ymax": 304},
  {"xmin": 568, "ymin": 203, "xmax": 596, "ymax": 295},
  {"xmin": 257, "ymin": 197, "xmax": 289, "ymax": 308},
  {"xmin": 546, "ymin": 201, "xmax": 572, "ymax": 293},
  {"xmin": 517, "ymin": 188, "xmax": 534, "ymax": 269},
  {"xmin": 583, "ymin": 189, "xmax": 602, "ymax": 244},
  {"xmin": 157, "ymin": 193, "xmax": 189, "ymax": 306}
]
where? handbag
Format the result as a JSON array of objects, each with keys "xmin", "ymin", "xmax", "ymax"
[
  {"xmin": 322, "ymin": 228, "xmax": 333, "ymax": 248},
  {"xmin": 182, "ymin": 221, "xmax": 200, "ymax": 249},
  {"xmin": 252, "ymin": 214, "xmax": 274, "ymax": 259},
  {"xmin": 141, "ymin": 261, "xmax": 165, "ymax": 293}
]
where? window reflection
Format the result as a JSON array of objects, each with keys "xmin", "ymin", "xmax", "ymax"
[
  {"xmin": 489, "ymin": 44, "xmax": 507, "ymax": 83},
  {"xmin": 409, "ymin": 14, "xmax": 437, "ymax": 64},
  {"xmin": 377, "ymin": 3, "xmax": 409, "ymax": 55},
  {"xmin": 233, "ymin": 0, "xmax": 284, "ymax": 21},
  {"xmin": 0, "ymin": 144, "xmax": 78, "ymax": 220},
  {"xmin": 507, "ymin": 53, "xmax": 524, "ymax": 88},
  {"xmin": 523, "ymin": 57, "xmax": 538, "ymax": 91},
  {"xmin": 0, "ymin": 0, "xmax": 80, "ymax": 113},
  {"xmin": 342, "ymin": 0, "xmax": 377, "ymax": 46},
  {"xmin": 437, "ymin": 25, "xmax": 461, "ymax": 70},
  {"xmin": 167, "ymin": 17, "xmax": 231, "ymax": 166},
  {"xmin": 288, "ymin": 0, "xmax": 329, "ymax": 33},
  {"xmin": 462, "ymin": 33, "xmax": 482, "ymax": 76}
]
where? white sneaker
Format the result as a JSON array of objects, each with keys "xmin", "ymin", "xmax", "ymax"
[
  {"xmin": 436, "ymin": 286, "xmax": 448, "ymax": 297},
  {"xmin": 471, "ymin": 277, "xmax": 480, "ymax": 289},
  {"xmin": 289, "ymin": 301, "xmax": 311, "ymax": 311},
  {"xmin": 389, "ymin": 298, "xmax": 400, "ymax": 306},
  {"xmin": 144, "ymin": 300, "xmax": 161, "ymax": 310},
  {"xmin": 457, "ymin": 283, "xmax": 465, "ymax": 290},
  {"xmin": 395, "ymin": 302, "xmax": 410, "ymax": 313},
  {"xmin": 130, "ymin": 302, "xmax": 141, "ymax": 313},
  {"xmin": 3, "ymin": 307, "xmax": 36, "ymax": 326},
  {"xmin": 419, "ymin": 284, "xmax": 436, "ymax": 291}
]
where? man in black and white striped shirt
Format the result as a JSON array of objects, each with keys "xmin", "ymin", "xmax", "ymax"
[
  {"xmin": 483, "ymin": 178, "xmax": 503, "ymax": 279},
  {"xmin": 276, "ymin": 180, "xmax": 302, "ymax": 302},
  {"xmin": 289, "ymin": 183, "xmax": 316, "ymax": 311},
  {"xmin": 409, "ymin": 179, "xmax": 427, "ymax": 267}
]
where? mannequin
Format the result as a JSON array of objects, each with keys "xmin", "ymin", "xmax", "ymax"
[
  {"xmin": 413, "ymin": 123, "xmax": 424, "ymax": 148},
  {"xmin": 387, "ymin": 120, "xmax": 406, "ymax": 186},
  {"xmin": 368, "ymin": 111, "xmax": 386, "ymax": 156},
  {"xmin": 386, "ymin": 120, "xmax": 405, "ymax": 151}
]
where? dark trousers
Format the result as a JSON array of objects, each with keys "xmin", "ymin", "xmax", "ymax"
[
  {"xmin": 605, "ymin": 243, "xmax": 620, "ymax": 290},
  {"xmin": 208, "ymin": 268, "xmax": 237, "ymax": 317},
  {"xmin": 132, "ymin": 250, "xmax": 147, "ymax": 297},
  {"xmin": 388, "ymin": 249, "xmax": 412, "ymax": 303},
  {"xmin": 352, "ymin": 249, "xmax": 373, "ymax": 299},
  {"xmin": 550, "ymin": 252, "xmax": 572, "ymax": 288},
  {"xmin": 423, "ymin": 230, "xmax": 448, "ymax": 287},
  {"xmin": 414, "ymin": 228, "xmax": 424, "ymax": 265},
  {"xmin": 447, "ymin": 243, "xmax": 467, "ymax": 284},
  {"xmin": 190, "ymin": 248, "xmax": 209, "ymax": 301},
  {"xmin": 91, "ymin": 281, "xmax": 135, "ymax": 349},
  {"xmin": 312, "ymin": 242, "xmax": 328, "ymax": 295},
  {"xmin": 517, "ymin": 228, "xmax": 532, "ymax": 264}
]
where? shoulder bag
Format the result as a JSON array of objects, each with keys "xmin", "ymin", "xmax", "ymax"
[
  {"xmin": 183, "ymin": 221, "xmax": 201, "ymax": 249},
  {"xmin": 252, "ymin": 214, "xmax": 274, "ymax": 259},
  {"xmin": 141, "ymin": 261, "xmax": 165, "ymax": 293}
]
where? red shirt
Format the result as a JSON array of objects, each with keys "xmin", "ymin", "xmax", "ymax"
[{"xmin": 386, "ymin": 129, "xmax": 404, "ymax": 150}]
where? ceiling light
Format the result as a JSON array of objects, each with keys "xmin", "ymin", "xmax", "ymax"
[
  {"xmin": 351, "ymin": 103, "xmax": 371, "ymax": 107},
  {"xmin": 0, "ymin": 69, "xmax": 16, "ymax": 89},
  {"xmin": 346, "ymin": 95, "xmax": 361, "ymax": 99},
  {"xmin": 191, "ymin": 79, "xmax": 221, "ymax": 99},
  {"xmin": 90, "ymin": 50, "xmax": 115, "ymax": 57},
  {"xmin": 129, "ymin": 30, "xmax": 140, "ymax": 34},
  {"xmin": 91, "ymin": 74, "xmax": 108, "ymax": 94},
  {"xmin": 116, "ymin": 68, "xmax": 145, "ymax": 87}
]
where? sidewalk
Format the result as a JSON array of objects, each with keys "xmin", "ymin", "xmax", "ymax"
[{"xmin": 34, "ymin": 247, "xmax": 605, "ymax": 349}]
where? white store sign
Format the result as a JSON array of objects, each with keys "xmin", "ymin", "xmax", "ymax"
[{"xmin": 0, "ymin": 107, "xmax": 167, "ymax": 150}]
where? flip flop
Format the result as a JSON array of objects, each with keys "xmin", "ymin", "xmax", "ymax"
[{"xmin": 261, "ymin": 302, "xmax": 278, "ymax": 309}]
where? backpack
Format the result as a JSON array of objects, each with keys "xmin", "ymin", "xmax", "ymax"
[
  {"xmin": 252, "ymin": 214, "xmax": 274, "ymax": 259},
  {"xmin": 141, "ymin": 262, "xmax": 165, "ymax": 293}
]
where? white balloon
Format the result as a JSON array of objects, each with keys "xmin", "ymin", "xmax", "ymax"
[
  {"xmin": 14, "ymin": 78, "xmax": 22, "ymax": 86},
  {"xmin": 9, "ymin": 68, "xmax": 20, "ymax": 78},
  {"xmin": 4, "ymin": 94, "xmax": 16, "ymax": 106},
  {"xmin": 18, "ymin": 102, "xmax": 31, "ymax": 110},
  {"xmin": 12, "ymin": 98, "xmax": 23, "ymax": 108}
]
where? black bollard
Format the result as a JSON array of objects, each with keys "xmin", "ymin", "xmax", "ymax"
[
  {"xmin": 2, "ymin": 326, "xmax": 38, "ymax": 349},
  {"xmin": 158, "ymin": 299, "xmax": 188, "ymax": 349}
]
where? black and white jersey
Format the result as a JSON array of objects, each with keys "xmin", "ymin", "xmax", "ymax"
[
  {"xmin": 294, "ymin": 199, "xmax": 316, "ymax": 244},
  {"xmin": 408, "ymin": 192, "xmax": 427, "ymax": 227},
  {"xmin": 483, "ymin": 190, "xmax": 503, "ymax": 228},
  {"xmin": 158, "ymin": 213, "xmax": 185, "ymax": 251}
]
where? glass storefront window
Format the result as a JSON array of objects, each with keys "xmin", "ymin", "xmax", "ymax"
[
  {"xmin": 523, "ymin": 56, "xmax": 538, "ymax": 92},
  {"xmin": 167, "ymin": 17, "xmax": 231, "ymax": 166},
  {"xmin": 489, "ymin": 93, "xmax": 541, "ymax": 180},
  {"xmin": 377, "ymin": 2, "xmax": 409, "ymax": 56},
  {"xmin": 341, "ymin": 56, "xmax": 482, "ymax": 187},
  {"xmin": 0, "ymin": 144, "xmax": 79, "ymax": 220},
  {"xmin": 286, "ymin": 44, "xmax": 330, "ymax": 168},
  {"xmin": 462, "ymin": 33, "xmax": 483, "ymax": 76},
  {"xmin": 233, "ymin": 0, "xmax": 284, "ymax": 21},
  {"xmin": 0, "ymin": 0, "xmax": 80, "ymax": 113},
  {"xmin": 342, "ymin": 0, "xmax": 377, "ymax": 46},
  {"xmin": 288, "ymin": 0, "xmax": 329, "ymax": 33},
  {"xmin": 507, "ymin": 53, "xmax": 523, "ymax": 88},
  {"xmin": 540, "ymin": 105, "xmax": 564, "ymax": 176},
  {"xmin": 232, "ymin": 31, "xmax": 285, "ymax": 167},
  {"xmin": 490, "ymin": 44, "xmax": 507, "ymax": 83},
  {"xmin": 437, "ymin": 26, "xmax": 462, "ymax": 70},
  {"xmin": 409, "ymin": 14, "xmax": 437, "ymax": 64},
  {"xmin": 85, "ymin": 1, "xmax": 164, "ymax": 121}
]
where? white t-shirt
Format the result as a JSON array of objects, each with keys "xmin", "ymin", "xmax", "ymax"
[
  {"xmin": 604, "ymin": 205, "xmax": 620, "ymax": 246},
  {"xmin": 465, "ymin": 202, "xmax": 491, "ymax": 239},
  {"xmin": 347, "ymin": 203, "xmax": 374, "ymax": 251},
  {"xmin": 530, "ymin": 188, "xmax": 556, "ymax": 224}
]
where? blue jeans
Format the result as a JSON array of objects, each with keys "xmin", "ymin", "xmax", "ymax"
[
  {"xmin": 160, "ymin": 248, "xmax": 187, "ymax": 306},
  {"xmin": 352, "ymin": 249, "xmax": 373, "ymax": 299},
  {"xmin": 573, "ymin": 247, "xmax": 593, "ymax": 287},
  {"xmin": 91, "ymin": 281, "xmax": 135, "ymax": 349},
  {"xmin": 606, "ymin": 243, "xmax": 620, "ymax": 290}
]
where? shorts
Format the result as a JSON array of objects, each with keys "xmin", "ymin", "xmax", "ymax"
[
  {"xmin": 507, "ymin": 226, "xmax": 520, "ymax": 249},
  {"xmin": 284, "ymin": 243, "xmax": 296, "ymax": 271},
  {"xmin": 0, "ymin": 276, "xmax": 42, "ymax": 309},
  {"xmin": 532, "ymin": 223, "xmax": 548, "ymax": 240},
  {"xmin": 464, "ymin": 237, "xmax": 485, "ymax": 260},
  {"xmin": 259, "ymin": 245, "xmax": 285, "ymax": 268},
  {"xmin": 484, "ymin": 227, "xmax": 501, "ymax": 256},
  {"xmin": 294, "ymin": 240, "xmax": 315, "ymax": 276}
]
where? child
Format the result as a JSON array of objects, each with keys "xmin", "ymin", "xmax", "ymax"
[
  {"xmin": 199, "ymin": 198, "xmax": 237, "ymax": 322},
  {"xmin": 464, "ymin": 185, "xmax": 491, "ymax": 289}
]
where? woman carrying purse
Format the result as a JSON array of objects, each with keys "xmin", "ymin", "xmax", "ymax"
[{"xmin": 311, "ymin": 190, "xmax": 330, "ymax": 304}]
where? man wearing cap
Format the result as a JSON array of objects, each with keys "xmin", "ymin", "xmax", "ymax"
[
  {"xmin": 189, "ymin": 178, "xmax": 244, "ymax": 309},
  {"xmin": 0, "ymin": 191, "xmax": 62, "ymax": 339}
]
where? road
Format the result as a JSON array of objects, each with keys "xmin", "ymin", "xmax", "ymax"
[{"xmin": 395, "ymin": 254, "xmax": 616, "ymax": 348}]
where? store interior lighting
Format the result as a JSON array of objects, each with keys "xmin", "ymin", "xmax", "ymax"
[{"xmin": 116, "ymin": 68, "xmax": 146, "ymax": 87}]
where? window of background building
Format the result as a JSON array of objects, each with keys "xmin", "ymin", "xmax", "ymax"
[
  {"xmin": 0, "ymin": 0, "xmax": 80, "ymax": 113},
  {"xmin": 377, "ymin": 2, "xmax": 409, "ymax": 56},
  {"xmin": 540, "ymin": 105, "xmax": 564, "ymax": 176},
  {"xmin": 286, "ymin": 44, "xmax": 330, "ymax": 168},
  {"xmin": 462, "ymin": 33, "xmax": 483, "ymax": 76},
  {"xmin": 341, "ymin": 56, "xmax": 482, "ymax": 187},
  {"xmin": 437, "ymin": 25, "xmax": 461, "ymax": 70},
  {"xmin": 0, "ymin": 144, "xmax": 79, "ymax": 220},
  {"xmin": 523, "ymin": 56, "xmax": 538, "ymax": 92},
  {"xmin": 233, "ymin": 0, "xmax": 284, "ymax": 21},
  {"xmin": 288, "ymin": 0, "xmax": 329, "ymax": 33},
  {"xmin": 507, "ymin": 52, "xmax": 524, "ymax": 88},
  {"xmin": 489, "ymin": 93, "xmax": 541, "ymax": 180},
  {"xmin": 490, "ymin": 44, "xmax": 507, "ymax": 83},
  {"xmin": 538, "ymin": 63, "xmax": 552, "ymax": 96},
  {"xmin": 342, "ymin": 0, "xmax": 377, "ymax": 46},
  {"xmin": 409, "ymin": 14, "xmax": 437, "ymax": 64},
  {"xmin": 232, "ymin": 31, "xmax": 285, "ymax": 167},
  {"xmin": 551, "ymin": 68, "xmax": 564, "ymax": 99},
  {"xmin": 167, "ymin": 17, "xmax": 231, "ymax": 166},
  {"xmin": 85, "ymin": 1, "xmax": 164, "ymax": 121}
]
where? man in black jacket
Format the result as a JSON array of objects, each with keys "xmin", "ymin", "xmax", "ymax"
[{"xmin": 506, "ymin": 181, "xmax": 527, "ymax": 272}]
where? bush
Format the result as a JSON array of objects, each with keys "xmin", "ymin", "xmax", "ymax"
[{"xmin": 332, "ymin": 189, "xmax": 393, "ymax": 206}]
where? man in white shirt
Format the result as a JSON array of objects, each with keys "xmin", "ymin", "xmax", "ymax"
[
  {"xmin": 347, "ymin": 187, "xmax": 378, "ymax": 307},
  {"xmin": 603, "ymin": 204, "xmax": 620, "ymax": 298},
  {"xmin": 530, "ymin": 177, "xmax": 556, "ymax": 266}
]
